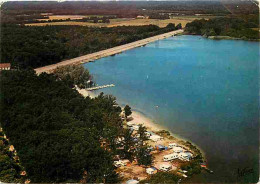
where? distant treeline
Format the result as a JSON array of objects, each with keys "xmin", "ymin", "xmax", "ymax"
[
  {"xmin": 1, "ymin": 24, "xmax": 180, "ymax": 69},
  {"xmin": 1, "ymin": 13, "xmax": 114, "ymax": 24},
  {"xmin": 1, "ymin": 1, "xmax": 229, "ymax": 16},
  {"xmin": 185, "ymin": 15, "xmax": 259, "ymax": 40},
  {"xmin": 26, "ymin": 17, "xmax": 112, "ymax": 24},
  {"xmin": 1, "ymin": 14, "xmax": 49, "ymax": 24},
  {"xmin": 1, "ymin": 1, "xmax": 259, "ymax": 22}
]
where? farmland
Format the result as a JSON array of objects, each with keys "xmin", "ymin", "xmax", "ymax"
[{"xmin": 26, "ymin": 16, "xmax": 211, "ymax": 28}]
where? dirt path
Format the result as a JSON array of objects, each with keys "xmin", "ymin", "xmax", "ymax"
[{"xmin": 35, "ymin": 29, "xmax": 183, "ymax": 74}]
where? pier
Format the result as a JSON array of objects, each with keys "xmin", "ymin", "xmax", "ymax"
[{"xmin": 86, "ymin": 84, "xmax": 115, "ymax": 91}]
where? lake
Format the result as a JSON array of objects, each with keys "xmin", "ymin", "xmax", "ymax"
[{"xmin": 84, "ymin": 35, "xmax": 259, "ymax": 183}]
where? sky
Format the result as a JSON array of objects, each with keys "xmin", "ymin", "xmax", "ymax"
[
  {"xmin": 1, "ymin": 0, "xmax": 259, "ymax": 1},
  {"xmin": 0, "ymin": 0, "xmax": 259, "ymax": 7}
]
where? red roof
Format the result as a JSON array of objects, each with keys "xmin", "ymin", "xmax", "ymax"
[{"xmin": 0, "ymin": 63, "xmax": 11, "ymax": 69}]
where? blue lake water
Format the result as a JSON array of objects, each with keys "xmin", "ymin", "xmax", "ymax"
[{"xmin": 84, "ymin": 35, "xmax": 259, "ymax": 183}]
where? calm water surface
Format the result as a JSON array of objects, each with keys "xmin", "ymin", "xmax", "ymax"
[{"xmin": 84, "ymin": 35, "xmax": 259, "ymax": 183}]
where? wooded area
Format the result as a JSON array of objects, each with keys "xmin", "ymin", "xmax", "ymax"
[
  {"xmin": 0, "ymin": 135, "xmax": 24, "ymax": 183},
  {"xmin": 0, "ymin": 70, "xmax": 120, "ymax": 182},
  {"xmin": 1, "ymin": 24, "xmax": 178, "ymax": 69},
  {"xmin": 0, "ymin": 69, "xmax": 155, "ymax": 182},
  {"xmin": 0, "ymin": 69, "xmax": 122, "ymax": 182},
  {"xmin": 185, "ymin": 15, "xmax": 259, "ymax": 40}
]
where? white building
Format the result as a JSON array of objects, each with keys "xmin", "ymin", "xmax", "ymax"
[
  {"xmin": 159, "ymin": 163, "xmax": 172, "ymax": 172},
  {"xmin": 149, "ymin": 134, "xmax": 163, "ymax": 142},
  {"xmin": 168, "ymin": 143, "xmax": 178, "ymax": 148},
  {"xmin": 114, "ymin": 160, "xmax": 127, "ymax": 167},
  {"xmin": 146, "ymin": 167, "xmax": 157, "ymax": 175},
  {"xmin": 172, "ymin": 146, "xmax": 184, "ymax": 153},
  {"xmin": 145, "ymin": 131, "xmax": 153, "ymax": 137},
  {"xmin": 132, "ymin": 125, "xmax": 140, "ymax": 131},
  {"xmin": 163, "ymin": 153, "xmax": 179, "ymax": 161},
  {"xmin": 127, "ymin": 122, "xmax": 135, "ymax": 127},
  {"xmin": 178, "ymin": 152, "xmax": 193, "ymax": 161}
]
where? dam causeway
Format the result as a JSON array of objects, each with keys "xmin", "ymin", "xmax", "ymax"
[{"xmin": 35, "ymin": 29, "xmax": 184, "ymax": 74}]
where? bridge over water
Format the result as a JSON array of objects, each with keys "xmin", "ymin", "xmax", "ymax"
[{"xmin": 35, "ymin": 29, "xmax": 184, "ymax": 74}]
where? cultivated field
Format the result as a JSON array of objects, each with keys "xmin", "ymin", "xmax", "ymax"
[
  {"xmin": 26, "ymin": 16, "xmax": 212, "ymax": 27},
  {"xmin": 37, "ymin": 15, "xmax": 88, "ymax": 21},
  {"xmin": 27, "ymin": 21, "xmax": 105, "ymax": 27},
  {"xmin": 37, "ymin": 14, "xmax": 111, "ymax": 21},
  {"xmin": 107, "ymin": 17, "xmax": 200, "ymax": 27}
]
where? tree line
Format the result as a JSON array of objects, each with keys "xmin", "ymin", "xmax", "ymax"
[
  {"xmin": 185, "ymin": 15, "xmax": 259, "ymax": 40},
  {"xmin": 1, "ymin": 24, "xmax": 179, "ymax": 69},
  {"xmin": 2, "ymin": 14, "xmax": 114, "ymax": 24}
]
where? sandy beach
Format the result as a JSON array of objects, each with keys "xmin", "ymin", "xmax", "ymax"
[
  {"xmin": 76, "ymin": 87, "xmax": 202, "ymax": 151},
  {"xmin": 76, "ymin": 87, "xmax": 164, "ymax": 131},
  {"xmin": 130, "ymin": 111, "xmax": 165, "ymax": 132}
]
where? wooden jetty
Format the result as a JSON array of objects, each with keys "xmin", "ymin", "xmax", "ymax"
[{"xmin": 86, "ymin": 84, "xmax": 115, "ymax": 91}]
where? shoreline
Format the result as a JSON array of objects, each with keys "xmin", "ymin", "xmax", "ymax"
[
  {"xmin": 131, "ymin": 110, "xmax": 207, "ymax": 161},
  {"xmin": 76, "ymin": 87, "xmax": 206, "ymax": 163},
  {"xmin": 76, "ymin": 87, "xmax": 171, "ymax": 132},
  {"xmin": 183, "ymin": 32, "xmax": 260, "ymax": 41}
]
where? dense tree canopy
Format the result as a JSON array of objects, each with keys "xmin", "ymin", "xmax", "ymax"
[
  {"xmin": 180, "ymin": 160, "xmax": 202, "ymax": 176},
  {"xmin": 1, "ymin": 24, "xmax": 178, "ymax": 69},
  {"xmin": 140, "ymin": 172, "xmax": 180, "ymax": 184},
  {"xmin": 137, "ymin": 125, "xmax": 148, "ymax": 143},
  {"xmin": 136, "ymin": 145, "xmax": 152, "ymax": 166},
  {"xmin": 185, "ymin": 16, "xmax": 259, "ymax": 40},
  {"xmin": 53, "ymin": 65, "xmax": 93, "ymax": 88},
  {"xmin": 0, "ymin": 69, "xmax": 161, "ymax": 182},
  {"xmin": 0, "ymin": 70, "xmax": 125, "ymax": 183},
  {"xmin": 124, "ymin": 105, "xmax": 132, "ymax": 118},
  {"xmin": 0, "ymin": 140, "xmax": 24, "ymax": 183}
]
